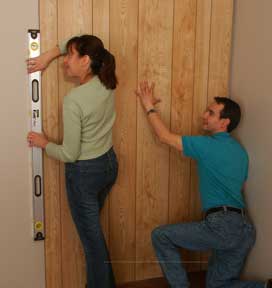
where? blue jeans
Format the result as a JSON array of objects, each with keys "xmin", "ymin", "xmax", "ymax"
[
  {"xmin": 65, "ymin": 147, "xmax": 118, "ymax": 288},
  {"xmin": 152, "ymin": 211, "xmax": 264, "ymax": 288}
]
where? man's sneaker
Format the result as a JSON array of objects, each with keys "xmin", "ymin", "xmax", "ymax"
[{"xmin": 267, "ymin": 279, "xmax": 272, "ymax": 288}]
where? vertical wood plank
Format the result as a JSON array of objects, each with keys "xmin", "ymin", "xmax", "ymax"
[
  {"xmin": 203, "ymin": 0, "xmax": 233, "ymax": 270},
  {"xmin": 208, "ymin": 0, "xmax": 233, "ymax": 100},
  {"xmin": 169, "ymin": 0, "xmax": 197, "ymax": 272},
  {"xmin": 93, "ymin": 0, "xmax": 110, "ymax": 248},
  {"xmin": 93, "ymin": 0, "xmax": 109, "ymax": 47},
  {"xmin": 40, "ymin": 1, "xmax": 62, "ymax": 287},
  {"xmin": 110, "ymin": 0, "xmax": 138, "ymax": 283},
  {"xmin": 191, "ymin": 0, "xmax": 212, "ymax": 271},
  {"xmin": 136, "ymin": 0, "xmax": 174, "ymax": 280},
  {"xmin": 58, "ymin": 0, "xmax": 93, "ymax": 287}
]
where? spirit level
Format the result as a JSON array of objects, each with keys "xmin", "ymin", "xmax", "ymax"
[{"xmin": 28, "ymin": 29, "xmax": 45, "ymax": 241}]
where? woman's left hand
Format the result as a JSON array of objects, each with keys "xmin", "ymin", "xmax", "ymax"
[{"xmin": 27, "ymin": 132, "xmax": 49, "ymax": 149}]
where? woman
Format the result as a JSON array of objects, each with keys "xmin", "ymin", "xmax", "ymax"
[{"xmin": 27, "ymin": 35, "xmax": 118, "ymax": 288}]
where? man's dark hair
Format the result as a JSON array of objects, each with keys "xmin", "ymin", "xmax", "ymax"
[{"xmin": 214, "ymin": 97, "xmax": 241, "ymax": 132}]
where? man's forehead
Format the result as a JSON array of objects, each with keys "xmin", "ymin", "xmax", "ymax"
[{"xmin": 207, "ymin": 102, "xmax": 224, "ymax": 112}]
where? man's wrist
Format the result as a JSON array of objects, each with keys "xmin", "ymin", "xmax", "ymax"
[
  {"xmin": 146, "ymin": 108, "xmax": 157, "ymax": 116},
  {"xmin": 145, "ymin": 105, "xmax": 154, "ymax": 112}
]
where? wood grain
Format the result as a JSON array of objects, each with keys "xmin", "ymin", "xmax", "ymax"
[
  {"xmin": 136, "ymin": 0, "xmax": 174, "ymax": 280},
  {"xmin": 40, "ymin": 1, "xmax": 62, "ymax": 288},
  {"xmin": 170, "ymin": 0, "xmax": 197, "ymax": 272},
  {"xmin": 208, "ymin": 0, "xmax": 234, "ymax": 101},
  {"xmin": 110, "ymin": 0, "xmax": 138, "ymax": 283}
]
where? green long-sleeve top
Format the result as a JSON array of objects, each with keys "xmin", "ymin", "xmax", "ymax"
[{"xmin": 45, "ymin": 39, "xmax": 115, "ymax": 162}]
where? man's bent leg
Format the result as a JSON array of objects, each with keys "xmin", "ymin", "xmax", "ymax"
[
  {"xmin": 152, "ymin": 226, "xmax": 188, "ymax": 288},
  {"xmin": 206, "ymin": 220, "xmax": 264, "ymax": 288},
  {"xmin": 151, "ymin": 221, "xmax": 221, "ymax": 288}
]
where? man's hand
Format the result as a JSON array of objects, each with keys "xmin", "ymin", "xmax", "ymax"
[
  {"xmin": 135, "ymin": 81, "xmax": 161, "ymax": 112},
  {"xmin": 27, "ymin": 131, "xmax": 49, "ymax": 149},
  {"xmin": 135, "ymin": 80, "xmax": 183, "ymax": 152}
]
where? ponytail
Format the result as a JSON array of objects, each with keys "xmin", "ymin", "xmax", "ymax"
[{"xmin": 98, "ymin": 49, "xmax": 118, "ymax": 90}]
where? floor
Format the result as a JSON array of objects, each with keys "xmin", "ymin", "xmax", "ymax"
[{"xmin": 118, "ymin": 271, "xmax": 206, "ymax": 288}]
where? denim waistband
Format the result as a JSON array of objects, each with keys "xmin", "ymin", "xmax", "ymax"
[
  {"xmin": 65, "ymin": 147, "xmax": 115, "ymax": 168},
  {"xmin": 205, "ymin": 206, "xmax": 245, "ymax": 218}
]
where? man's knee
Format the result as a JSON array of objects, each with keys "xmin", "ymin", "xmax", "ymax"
[{"xmin": 151, "ymin": 225, "xmax": 171, "ymax": 247}]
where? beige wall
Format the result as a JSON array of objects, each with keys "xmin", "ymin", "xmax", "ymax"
[
  {"xmin": 0, "ymin": 1, "xmax": 45, "ymax": 288},
  {"xmin": 230, "ymin": 0, "xmax": 272, "ymax": 279}
]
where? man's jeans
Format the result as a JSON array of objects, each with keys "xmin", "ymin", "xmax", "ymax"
[
  {"xmin": 152, "ymin": 211, "xmax": 264, "ymax": 288},
  {"xmin": 65, "ymin": 147, "xmax": 118, "ymax": 288}
]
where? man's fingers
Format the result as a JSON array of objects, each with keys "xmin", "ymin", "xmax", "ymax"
[
  {"xmin": 154, "ymin": 98, "xmax": 161, "ymax": 105},
  {"xmin": 140, "ymin": 81, "xmax": 145, "ymax": 94},
  {"xmin": 135, "ymin": 89, "xmax": 141, "ymax": 97},
  {"xmin": 149, "ymin": 82, "xmax": 155, "ymax": 93}
]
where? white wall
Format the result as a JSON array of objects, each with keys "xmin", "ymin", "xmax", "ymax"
[
  {"xmin": 230, "ymin": 0, "xmax": 272, "ymax": 279},
  {"xmin": 0, "ymin": 1, "xmax": 45, "ymax": 287}
]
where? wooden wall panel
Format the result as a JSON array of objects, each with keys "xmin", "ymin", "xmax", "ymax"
[
  {"xmin": 93, "ymin": 0, "xmax": 110, "ymax": 246},
  {"xmin": 40, "ymin": 1, "xmax": 62, "ymax": 288},
  {"xmin": 110, "ymin": 0, "xmax": 138, "ymax": 283},
  {"xmin": 208, "ymin": 0, "xmax": 234, "ymax": 100},
  {"xmin": 58, "ymin": 1, "xmax": 93, "ymax": 287},
  {"xmin": 136, "ymin": 0, "xmax": 174, "ymax": 280},
  {"xmin": 41, "ymin": 0, "xmax": 234, "ymax": 285},
  {"xmin": 93, "ymin": 0, "xmax": 109, "ymax": 47},
  {"xmin": 191, "ymin": 0, "xmax": 212, "ymax": 271},
  {"xmin": 169, "ymin": 0, "xmax": 197, "ymax": 272}
]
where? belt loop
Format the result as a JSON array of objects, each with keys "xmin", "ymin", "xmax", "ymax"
[{"xmin": 223, "ymin": 206, "xmax": 227, "ymax": 213}]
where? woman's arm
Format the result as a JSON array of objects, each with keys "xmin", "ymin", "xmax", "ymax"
[
  {"xmin": 27, "ymin": 45, "xmax": 61, "ymax": 74},
  {"xmin": 27, "ymin": 96, "xmax": 82, "ymax": 163}
]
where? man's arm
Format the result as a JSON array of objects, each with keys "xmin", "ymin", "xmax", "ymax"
[
  {"xmin": 136, "ymin": 81, "xmax": 183, "ymax": 152},
  {"xmin": 147, "ymin": 112, "xmax": 183, "ymax": 151}
]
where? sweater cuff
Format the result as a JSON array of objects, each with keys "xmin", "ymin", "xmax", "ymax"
[
  {"xmin": 45, "ymin": 142, "xmax": 58, "ymax": 159},
  {"xmin": 58, "ymin": 39, "xmax": 67, "ymax": 55}
]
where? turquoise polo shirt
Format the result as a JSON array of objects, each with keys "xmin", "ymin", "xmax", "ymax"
[{"xmin": 182, "ymin": 132, "xmax": 248, "ymax": 211}]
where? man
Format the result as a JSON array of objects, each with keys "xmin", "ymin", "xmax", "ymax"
[{"xmin": 135, "ymin": 81, "xmax": 270, "ymax": 288}]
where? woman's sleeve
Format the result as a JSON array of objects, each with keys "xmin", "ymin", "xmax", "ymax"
[
  {"xmin": 45, "ymin": 96, "xmax": 82, "ymax": 162},
  {"xmin": 58, "ymin": 36, "xmax": 70, "ymax": 54}
]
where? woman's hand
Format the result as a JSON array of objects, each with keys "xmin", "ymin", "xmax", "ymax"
[
  {"xmin": 27, "ymin": 46, "xmax": 61, "ymax": 74},
  {"xmin": 27, "ymin": 54, "xmax": 51, "ymax": 73},
  {"xmin": 135, "ymin": 81, "xmax": 161, "ymax": 112},
  {"xmin": 27, "ymin": 132, "xmax": 49, "ymax": 149}
]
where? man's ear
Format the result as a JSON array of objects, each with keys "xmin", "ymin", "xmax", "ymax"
[{"xmin": 221, "ymin": 118, "xmax": 230, "ymax": 130}]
